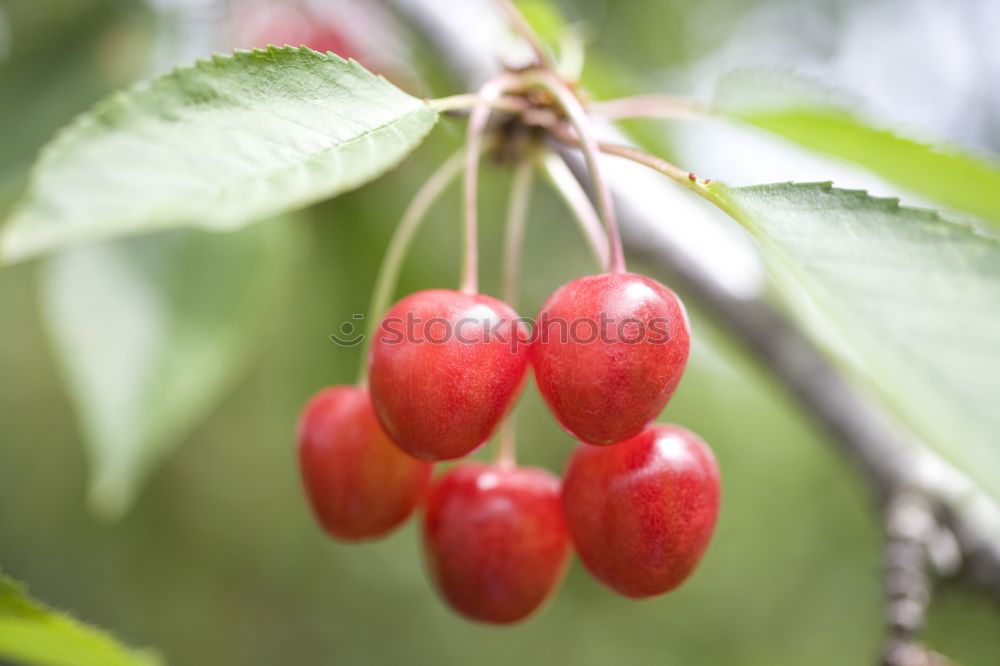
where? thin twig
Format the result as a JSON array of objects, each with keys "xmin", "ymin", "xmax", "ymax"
[
  {"xmin": 522, "ymin": 69, "xmax": 626, "ymax": 273},
  {"xmin": 548, "ymin": 122, "xmax": 713, "ymax": 198},
  {"xmin": 600, "ymin": 141, "xmax": 710, "ymax": 191},
  {"xmin": 540, "ymin": 151, "xmax": 609, "ymax": 269},
  {"xmin": 357, "ymin": 149, "xmax": 466, "ymax": 384},
  {"xmin": 430, "ymin": 93, "xmax": 529, "ymax": 114},
  {"xmin": 588, "ymin": 94, "xmax": 706, "ymax": 120}
]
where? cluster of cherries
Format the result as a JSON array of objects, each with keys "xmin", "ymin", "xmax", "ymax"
[{"xmin": 298, "ymin": 270, "xmax": 720, "ymax": 624}]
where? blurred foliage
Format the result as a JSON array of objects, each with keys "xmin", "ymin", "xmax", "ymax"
[
  {"xmin": 0, "ymin": 0, "xmax": 150, "ymax": 184},
  {"xmin": 0, "ymin": 571, "xmax": 159, "ymax": 666},
  {"xmin": 0, "ymin": 0, "xmax": 998, "ymax": 665},
  {"xmin": 39, "ymin": 221, "xmax": 299, "ymax": 517},
  {"xmin": 716, "ymin": 182, "xmax": 1000, "ymax": 506},
  {"xmin": 713, "ymin": 69, "xmax": 1000, "ymax": 225}
]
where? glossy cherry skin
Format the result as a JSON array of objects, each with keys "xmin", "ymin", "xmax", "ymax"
[
  {"xmin": 368, "ymin": 290, "xmax": 530, "ymax": 461},
  {"xmin": 562, "ymin": 424, "xmax": 719, "ymax": 598},
  {"xmin": 422, "ymin": 462, "xmax": 571, "ymax": 624},
  {"xmin": 532, "ymin": 273, "xmax": 690, "ymax": 445},
  {"xmin": 297, "ymin": 386, "xmax": 432, "ymax": 541}
]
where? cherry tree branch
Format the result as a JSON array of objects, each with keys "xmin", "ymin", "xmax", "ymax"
[{"xmin": 880, "ymin": 489, "xmax": 951, "ymax": 666}]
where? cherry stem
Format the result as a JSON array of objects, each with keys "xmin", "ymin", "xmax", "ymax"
[
  {"xmin": 587, "ymin": 95, "xmax": 706, "ymax": 121},
  {"xmin": 522, "ymin": 68, "xmax": 626, "ymax": 274},
  {"xmin": 430, "ymin": 93, "xmax": 527, "ymax": 114},
  {"xmin": 540, "ymin": 151, "xmax": 609, "ymax": 269},
  {"xmin": 497, "ymin": 419, "xmax": 517, "ymax": 469},
  {"xmin": 501, "ymin": 159, "xmax": 534, "ymax": 305},
  {"xmin": 493, "ymin": 0, "xmax": 555, "ymax": 69},
  {"xmin": 495, "ymin": 158, "xmax": 534, "ymax": 468},
  {"xmin": 356, "ymin": 149, "xmax": 466, "ymax": 386},
  {"xmin": 462, "ymin": 73, "xmax": 520, "ymax": 295}
]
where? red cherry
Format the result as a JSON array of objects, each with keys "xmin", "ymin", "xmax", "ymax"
[
  {"xmin": 297, "ymin": 386, "xmax": 431, "ymax": 541},
  {"xmin": 233, "ymin": 1, "xmax": 358, "ymax": 59},
  {"xmin": 368, "ymin": 290, "xmax": 530, "ymax": 461},
  {"xmin": 532, "ymin": 272, "xmax": 690, "ymax": 445},
  {"xmin": 562, "ymin": 424, "xmax": 720, "ymax": 598},
  {"xmin": 422, "ymin": 462, "xmax": 570, "ymax": 624}
]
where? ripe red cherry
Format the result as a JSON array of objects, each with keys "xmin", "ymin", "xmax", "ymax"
[
  {"xmin": 297, "ymin": 386, "xmax": 431, "ymax": 541},
  {"xmin": 233, "ymin": 1, "xmax": 358, "ymax": 58},
  {"xmin": 368, "ymin": 290, "xmax": 530, "ymax": 461},
  {"xmin": 532, "ymin": 272, "xmax": 689, "ymax": 445},
  {"xmin": 562, "ymin": 424, "xmax": 719, "ymax": 598},
  {"xmin": 422, "ymin": 462, "xmax": 570, "ymax": 624}
]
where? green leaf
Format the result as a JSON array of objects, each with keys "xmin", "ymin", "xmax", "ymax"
[
  {"xmin": 0, "ymin": 571, "xmax": 159, "ymax": 666},
  {"xmin": 713, "ymin": 182, "xmax": 1000, "ymax": 504},
  {"xmin": 714, "ymin": 70, "xmax": 1000, "ymax": 226},
  {"xmin": 39, "ymin": 221, "xmax": 298, "ymax": 518},
  {"xmin": 2, "ymin": 46, "xmax": 437, "ymax": 262}
]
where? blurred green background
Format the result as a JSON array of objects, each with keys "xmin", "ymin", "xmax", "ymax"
[{"xmin": 1, "ymin": 0, "xmax": 998, "ymax": 664}]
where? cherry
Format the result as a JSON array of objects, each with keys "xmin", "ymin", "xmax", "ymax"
[
  {"xmin": 422, "ymin": 462, "xmax": 570, "ymax": 624},
  {"xmin": 232, "ymin": 1, "xmax": 358, "ymax": 58},
  {"xmin": 532, "ymin": 272, "xmax": 689, "ymax": 445},
  {"xmin": 297, "ymin": 385, "xmax": 431, "ymax": 541},
  {"xmin": 561, "ymin": 424, "xmax": 719, "ymax": 598},
  {"xmin": 368, "ymin": 289, "xmax": 530, "ymax": 461}
]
